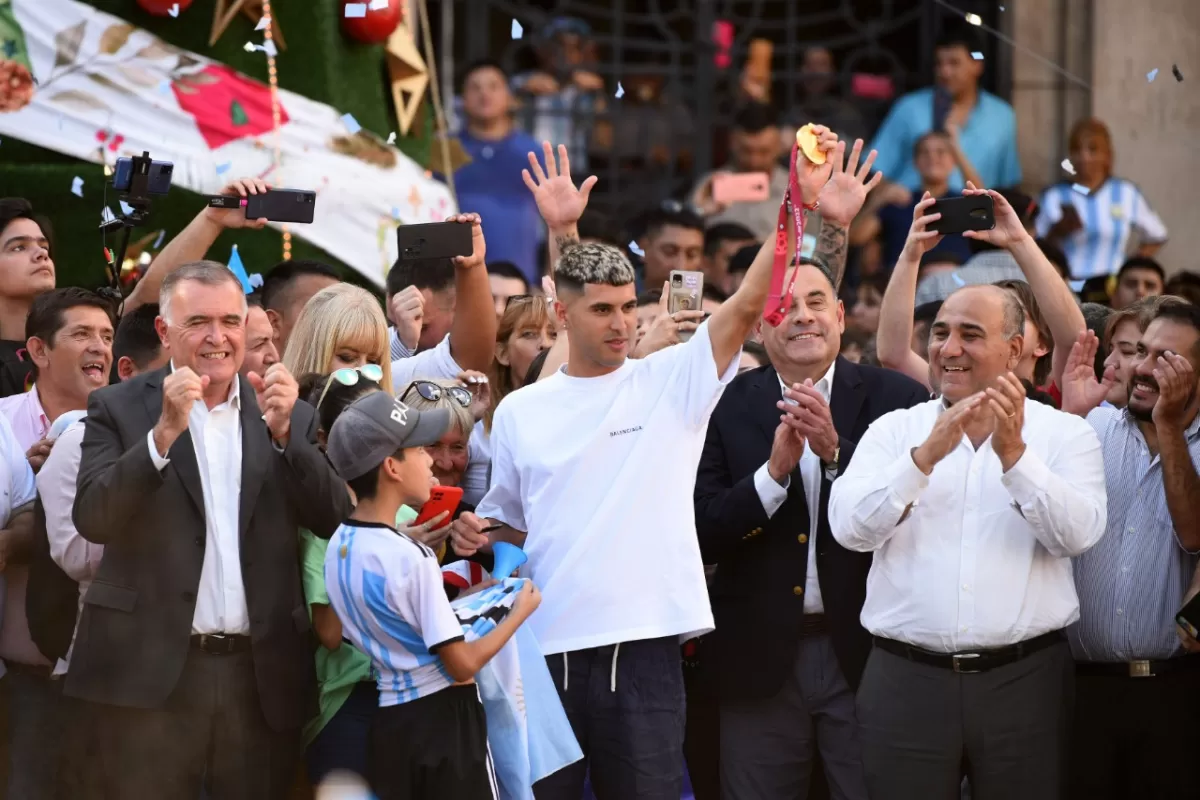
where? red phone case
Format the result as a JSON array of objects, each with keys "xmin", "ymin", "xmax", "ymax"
[{"xmin": 413, "ymin": 486, "xmax": 463, "ymax": 529}]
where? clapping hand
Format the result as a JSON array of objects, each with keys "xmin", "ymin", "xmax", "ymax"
[
  {"xmin": 778, "ymin": 381, "xmax": 839, "ymax": 463},
  {"xmin": 522, "ymin": 142, "xmax": 598, "ymax": 231},
  {"xmin": 247, "ymin": 362, "xmax": 299, "ymax": 446},
  {"xmin": 1151, "ymin": 350, "xmax": 1196, "ymax": 431},
  {"xmin": 986, "ymin": 372, "xmax": 1028, "ymax": 470},
  {"xmin": 815, "ymin": 138, "xmax": 882, "ymax": 227},
  {"xmin": 202, "ymin": 178, "xmax": 270, "ymax": 230},
  {"xmin": 899, "ymin": 192, "xmax": 945, "ymax": 263},
  {"xmin": 1060, "ymin": 331, "xmax": 1115, "ymax": 417},
  {"xmin": 961, "ymin": 183, "xmax": 1030, "ymax": 250},
  {"xmin": 912, "ymin": 392, "xmax": 986, "ymax": 474}
]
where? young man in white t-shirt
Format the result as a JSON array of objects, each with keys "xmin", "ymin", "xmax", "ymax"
[
  {"xmin": 449, "ymin": 132, "xmax": 867, "ymax": 798},
  {"xmin": 322, "ymin": 391, "xmax": 540, "ymax": 799}
]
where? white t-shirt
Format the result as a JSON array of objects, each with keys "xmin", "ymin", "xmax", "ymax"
[
  {"xmin": 476, "ymin": 321, "xmax": 738, "ymax": 655},
  {"xmin": 324, "ymin": 520, "xmax": 466, "ymax": 707},
  {"xmin": 390, "ymin": 334, "xmax": 463, "ymax": 393}
]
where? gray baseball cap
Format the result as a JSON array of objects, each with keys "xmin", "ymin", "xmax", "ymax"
[{"xmin": 326, "ymin": 391, "xmax": 452, "ymax": 481}]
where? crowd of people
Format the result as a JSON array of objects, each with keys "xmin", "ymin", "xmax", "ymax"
[{"xmin": 0, "ymin": 15, "xmax": 1195, "ymax": 800}]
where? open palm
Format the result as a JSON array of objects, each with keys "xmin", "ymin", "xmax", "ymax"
[
  {"xmin": 1060, "ymin": 332, "xmax": 1114, "ymax": 416},
  {"xmin": 522, "ymin": 142, "xmax": 598, "ymax": 229},
  {"xmin": 816, "ymin": 139, "xmax": 882, "ymax": 227}
]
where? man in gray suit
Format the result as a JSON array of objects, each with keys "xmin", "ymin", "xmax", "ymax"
[{"xmin": 68, "ymin": 260, "xmax": 350, "ymax": 798}]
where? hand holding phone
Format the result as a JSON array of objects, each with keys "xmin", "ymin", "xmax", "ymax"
[
  {"xmin": 928, "ymin": 195, "xmax": 995, "ymax": 236},
  {"xmin": 396, "ymin": 220, "xmax": 473, "ymax": 262},
  {"xmin": 712, "ymin": 172, "xmax": 771, "ymax": 205},
  {"xmin": 413, "ymin": 486, "xmax": 463, "ymax": 529}
]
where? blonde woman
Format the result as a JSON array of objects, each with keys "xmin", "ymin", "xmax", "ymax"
[{"xmin": 283, "ymin": 283, "xmax": 393, "ymax": 391}]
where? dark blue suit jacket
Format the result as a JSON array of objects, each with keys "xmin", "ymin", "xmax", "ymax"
[{"xmin": 694, "ymin": 356, "xmax": 929, "ymax": 701}]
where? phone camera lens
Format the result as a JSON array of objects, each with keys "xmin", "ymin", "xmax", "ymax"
[{"xmin": 672, "ymin": 275, "xmax": 682, "ymax": 285}]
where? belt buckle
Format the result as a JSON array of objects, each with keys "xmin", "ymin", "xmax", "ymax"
[
  {"xmin": 200, "ymin": 634, "xmax": 229, "ymax": 653},
  {"xmin": 1129, "ymin": 660, "xmax": 1152, "ymax": 678},
  {"xmin": 952, "ymin": 653, "xmax": 982, "ymax": 674}
]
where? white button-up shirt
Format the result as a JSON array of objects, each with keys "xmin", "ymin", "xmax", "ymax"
[
  {"xmin": 146, "ymin": 370, "xmax": 248, "ymax": 635},
  {"xmin": 752, "ymin": 361, "xmax": 836, "ymax": 614},
  {"xmin": 828, "ymin": 397, "xmax": 1108, "ymax": 653},
  {"xmin": 0, "ymin": 412, "xmax": 35, "ymax": 678}
]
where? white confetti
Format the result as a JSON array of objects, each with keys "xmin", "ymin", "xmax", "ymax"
[
  {"xmin": 216, "ymin": 162, "xmax": 232, "ymax": 176},
  {"xmin": 344, "ymin": 3, "xmax": 367, "ymax": 18},
  {"xmin": 71, "ymin": 176, "xmax": 83, "ymax": 197},
  {"xmin": 1071, "ymin": 183, "xmax": 1090, "ymax": 196},
  {"xmin": 100, "ymin": 207, "xmax": 116, "ymax": 224},
  {"xmin": 369, "ymin": 0, "xmax": 389, "ymax": 8},
  {"xmin": 511, "ymin": 19, "xmax": 523, "ymax": 39},
  {"xmin": 1147, "ymin": 68, "xmax": 1159, "ymax": 82},
  {"xmin": 255, "ymin": 15, "xmax": 271, "ymax": 30},
  {"xmin": 167, "ymin": 3, "xmax": 179, "ymax": 17},
  {"xmin": 387, "ymin": 131, "xmax": 396, "ymax": 145},
  {"xmin": 119, "ymin": 200, "xmax": 134, "ymax": 216},
  {"xmin": 262, "ymin": 40, "xmax": 277, "ymax": 58},
  {"xmin": 243, "ymin": 41, "xmax": 256, "ymax": 52},
  {"xmin": 628, "ymin": 240, "xmax": 645, "ymax": 257},
  {"xmin": 614, "ymin": 82, "xmax": 624, "ymax": 98},
  {"xmin": 341, "ymin": 113, "xmax": 362, "ymax": 135},
  {"xmin": 391, "ymin": 207, "xmax": 402, "ymax": 220},
  {"xmin": 964, "ymin": 13, "xmax": 982, "ymax": 26},
  {"xmin": 1061, "ymin": 158, "xmax": 1076, "ymax": 175},
  {"xmin": 971, "ymin": 51, "xmax": 984, "ymax": 61},
  {"xmin": 153, "ymin": 229, "xmax": 166, "ymax": 248}
]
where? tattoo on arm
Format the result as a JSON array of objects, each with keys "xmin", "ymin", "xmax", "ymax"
[{"xmin": 815, "ymin": 220, "xmax": 849, "ymax": 290}]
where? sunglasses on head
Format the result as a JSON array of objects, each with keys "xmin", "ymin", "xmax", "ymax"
[
  {"xmin": 504, "ymin": 294, "xmax": 534, "ymax": 310},
  {"xmin": 316, "ymin": 363, "xmax": 384, "ymax": 410},
  {"xmin": 401, "ymin": 379, "xmax": 472, "ymax": 408}
]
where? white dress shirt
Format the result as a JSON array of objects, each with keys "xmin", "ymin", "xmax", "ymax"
[
  {"xmin": 752, "ymin": 361, "xmax": 837, "ymax": 614},
  {"xmin": 37, "ymin": 420, "xmax": 101, "ymax": 674},
  {"xmin": 0, "ymin": 412, "xmax": 36, "ymax": 678},
  {"xmin": 828, "ymin": 397, "xmax": 1108, "ymax": 653},
  {"xmin": 146, "ymin": 371, "xmax": 248, "ymax": 635}
]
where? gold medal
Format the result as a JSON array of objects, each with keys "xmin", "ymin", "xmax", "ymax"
[{"xmin": 795, "ymin": 124, "xmax": 826, "ymax": 165}]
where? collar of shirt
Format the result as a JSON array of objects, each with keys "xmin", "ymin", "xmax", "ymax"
[
  {"xmin": 1119, "ymin": 405, "xmax": 1200, "ymax": 441},
  {"xmin": 776, "ymin": 359, "xmax": 836, "ymax": 404},
  {"xmin": 0, "ymin": 384, "xmax": 50, "ymax": 449},
  {"xmin": 168, "ymin": 360, "xmax": 241, "ymax": 410}
]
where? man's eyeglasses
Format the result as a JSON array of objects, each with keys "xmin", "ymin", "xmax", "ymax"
[
  {"xmin": 316, "ymin": 363, "xmax": 384, "ymax": 411},
  {"xmin": 401, "ymin": 379, "xmax": 472, "ymax": 408}
]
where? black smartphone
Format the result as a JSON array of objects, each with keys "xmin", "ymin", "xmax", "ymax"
[
  {"xmin": 242, "ymin": 189, "xmax": 316, "ymax": 224},
  {"xmin": 929, "ymin": 195, "xmax": 995, "ymax": 235},
  {"xmin": 932, "ymin": 87, "xmax": 951, "ymax": 133},
  {"xmin": 396, "ymin": 221, "xmax": 472, "ymax": 262},
  {"xmin": 112, "ymin": 157, "xmax": 173, "ymax": 195},
  {"xmin": 1176, "ymin": 593, "xmax": 1200, "ymax": 641}
]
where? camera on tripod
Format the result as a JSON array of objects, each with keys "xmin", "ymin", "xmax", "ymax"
[{"xmin": 99, "ymin": 151, "xmax": 174, "ymax": 307}]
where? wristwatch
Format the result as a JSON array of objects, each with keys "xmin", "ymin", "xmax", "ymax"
[{"xmin": 821, "ymin": 445, "xmax": 841, "ymax": 476}]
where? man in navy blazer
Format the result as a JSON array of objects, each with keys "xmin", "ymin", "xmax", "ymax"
[{"xmin": 694, "ymin": 258, "xmax": 929, "ymax": 800}]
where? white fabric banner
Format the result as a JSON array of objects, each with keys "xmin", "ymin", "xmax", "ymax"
[{"xmin": 0, "ymin": 0, "xmax": 454, "ymax": 287}]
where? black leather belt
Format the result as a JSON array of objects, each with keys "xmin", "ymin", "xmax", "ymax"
[
  {"xmin": 190, "ymin": 634, "xmax": 251, "ymax": 655},
  {"xmin": 1076, "ymin": 653, "xmax": 1200, "ymax": 678},
  {"xmin": 874, "ymin": 630, "xmax": 1064, "ymax": 674},
  {"xmin": 799, "ymin": 614, "xmax": 827, "ymax": 637}
]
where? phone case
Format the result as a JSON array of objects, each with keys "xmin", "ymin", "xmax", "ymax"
[
  {"xmin": 712, "ymin": 172, "xmax": 771, "ymax": 205},
  {"xmin": 668, "ymin": 270, "xmax": 704, "ymax": 343},
  {"xmin": 244, "ymin": 190, "xmax": 316, "ymax": 224},
  {"xmin": 413, "ymin": 486, "xmax": 463, "ymax": 528},
  {"xmin": 1177, "ymin": 593, "xmax": 1200, "ymax": 640},
  {"xmin": 929, "ymin": 195, "xmax": 995, "ymax": 235},
  {"xmin": 396, "ymin": 221, "xmax": 473, "ymax": 262}
]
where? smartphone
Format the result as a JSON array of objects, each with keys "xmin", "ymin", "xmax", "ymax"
[
  {"xmin": 396, "ymin": 221, "xmax": 473, "ymax": 262},
  {"xmin": 932, "ymin": 86, "xmax": 952, "ymax": 133},
  {"xmin": 112, "ymin": 157, "xmax": 173, "ymax": 195},
  {"xmin": 413, "ymin": 485, "xmax": 463, "ymax": 529},
  {"xmin": 668, "ymin": 269, "xmax": 704, "ymax": 343},
  {"xmin": 712, "ymin": 172, "xmax": 771, "ymax": 205},
  {"xmin": 243, "ymin": 189, "xmax": 316, "ymax": 224},
  {"xmin": 1177, "ymin": 593, "xmax": 1200, "ymax": 640},
  {"xmin": 929, "ymin": 195, "xmax": 995, "ymax": 235}
]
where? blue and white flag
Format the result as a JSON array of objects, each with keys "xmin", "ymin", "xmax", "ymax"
[{"xmin": 450, "ymin": 579, "xmax": 582, "ymax": 800}]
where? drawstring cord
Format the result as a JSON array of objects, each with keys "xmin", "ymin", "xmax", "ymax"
[
  {"xmin": 562, "ymin": 652, "xmax": 568, "ymax": 692},
  {"xmin": 610, "ymin": 642, "xmax": 620, "ymax": 693}
]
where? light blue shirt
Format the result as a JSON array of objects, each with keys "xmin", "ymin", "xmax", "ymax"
[{"xmin": 869, "ymin": 88, "xmax": 1022, "ymax": 192}]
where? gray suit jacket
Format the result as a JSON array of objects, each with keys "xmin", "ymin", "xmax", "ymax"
[{"xmin": 66, "ymin": 366, "xmax": 350, "ymax": 731}]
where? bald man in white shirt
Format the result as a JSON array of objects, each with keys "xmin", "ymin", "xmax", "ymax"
[{"xmin": 829, "ymin": 284, "xmax": 1107, "ymax": 800}]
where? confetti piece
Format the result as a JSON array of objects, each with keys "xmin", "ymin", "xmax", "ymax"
[
  {"xmin": 153, "ymin": 229, "xmax": 165, "ymax": 248},
  {"xmin": 255, "ymin": 15, "xmax": 271, "ymax": 30},
  {"xmin": 971, "ymin": 51, "xmax": 984, "ymax": 60},
  {"xmin": 1061, "ymin": 158, "xmax": 1075, "ymax": 175},
  {"xmin": 391, "ymin": 207, "xmax": 402, "ymax": 220},
  {"xmin": 341, "ymin": 113, "xmax": 361, "ymax": 134},
  {"xmin": 103, "ymin": 163, "xmax": 113, "ymax": 177},
  {"xmin": 628, "ymin": 240, "xmax": 645, "ymax": 257},
  {"xmin": 511, "ymin": 19, "xmax": 523, "ymax": 39},
  {"xmin": 100, "ymin": 207, "xmax": 116, "ymax": 224},
  {"xmin": 243, "ymin": 41, "xmax": 256, "ymax": 52},
  {"xmin": 167, "ymin": 3, "xmax": 179, "ymax": 17},
  {"xmin": 1071, "ymin": 183, "xmax": 1090, "ymax": 196},
  {"xmin": 615, "ymin": 81, "xmax": 624, "ymax": 98},
  {"xmin": 1173, "ymin": 64, "xmax": 1183, "ymax": 82},
  {"xmin": 216, "ymin": 162, "xmax": 232, "ymax": 175},
  {"xmin": 71, "ymin": 176, "xmax": 83, "ymax": 197},
  {"xmin": 119, "ymin": 200, "xmax": 134, "ymax": 216},
  {"xmin": 1068, "ymin": 279, "xmax": 1086, "ymax": 293},
  {"xmin": 262, "ymin": 40, "xmax": 277, "ymax": 58},
  {"xmin": 1147, "ymin": 68, "xmax": 1159, "ymax": 82},
  {"xmin": 386, "ymin": 131, "xmax": 396, "ymax": 145},
  {"xmin": 964, "ymin": 12, "xmax": 982, "ymax": 26},
  {"xmin": 344, "ymin": 3, "xmax": 367, "ymax": 18},
  {"xmin": 369, "ymin": 0, "xmax": 389, "ymax": 8},
  {"xmin": 249, "ymin": 273, "xmax": 264, "ymax": 289}
]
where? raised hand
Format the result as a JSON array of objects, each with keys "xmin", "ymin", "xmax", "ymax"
[
  {"xmin": 389, "ymin": 285, "xmax": 425, "ymax": 352},
  {"xmin": 794, "ymin": 124, "xmax": 838, "ymax": 207},
  {"xmin": 1060, "ymin": 331, "xmax": 1115, "ymax": 417},
  {"xmin": 446, "ymin": 212, "xmax": 485, "ymax": 269},
  {"xmin": 521, "ymin": 142, "xmax": 598, "ymax": 231},
  {"xmin": 632, "ymin": 282, "xmax": 704, "ymax": 357},
  {"xmin": 986, "ymin": 372, "xmax": 1028, "ymax": 470},
  {"xmin": 899, "ymin": 192, "xmax": 945, "ymax": 263},
  {"xmin": 154, "ymin": 366, "xmax": 208, "ymax": 456},
  {"xmin": 912, "ymin": 392, "xmax": 986, "ymax": 474},
  {"xmin": 961, "ymin": 183, "xmax": 1031, "ymax": 250},
  {"xmin": 1151, "ymin": 350, "xmax": 1197, "ymax": 430},
  {"xmin": 247, "ymin": 362, "xmax": 299, "ymax": 446},
  {"xmin": 815, "ymin": 138, "xmax": 882, "ymax": 227},
  {"xmin": 202, "ymin": 178, "xmax": 270, "ymax": 230}
]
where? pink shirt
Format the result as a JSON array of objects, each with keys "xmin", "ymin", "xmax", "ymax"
[{"xmin": 0, "ymin": 386, "xmax": 52, "ymax": 666}]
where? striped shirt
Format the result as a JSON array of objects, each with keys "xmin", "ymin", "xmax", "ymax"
[
  {"xmin": 1069, "ymin": 407, "xmax": 1200, "ymax": 662},
  {"xmin": 325, "ymin": 520, "xmax": 465, "ymax": 707},
  {"xmin": 1035, "ymin": 179, "xmax": 1168, "ymax": 280}
]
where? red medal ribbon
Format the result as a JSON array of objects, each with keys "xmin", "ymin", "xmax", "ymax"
[{"xmin": 763, "ymin": 141, "xmax": 814, "ymax": 327}]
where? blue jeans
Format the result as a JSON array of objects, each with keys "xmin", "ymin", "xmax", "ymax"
[
  {"xmin": 305, "ymin": 681, "xmax": 378, "ymax": 786},
  {"xmin": 535, "ymin": 636, "xmax": 686, "ymax": 800}
]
